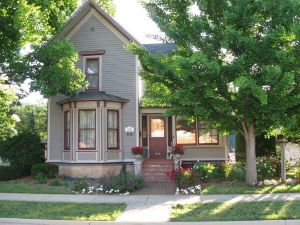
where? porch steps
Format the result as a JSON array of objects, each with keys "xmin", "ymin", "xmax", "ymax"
[{"xmin": 142, "ymin": 159, "xmax": 174, "ymax": 182}]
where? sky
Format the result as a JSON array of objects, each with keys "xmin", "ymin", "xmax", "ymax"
[{"xmin": 21, "ymin": 0, "xmax": 161, "ymax": 104}]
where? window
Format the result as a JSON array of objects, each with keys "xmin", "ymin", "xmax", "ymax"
[
  {"xmin": 107, "ymin": 110, "xmax": 119, "ymax": 149},
  {"xmin": 198, "ymin": 121, "xmax": 219, "ymax": 144},
  {"xmin": 142, "ymin": 116, "xmax": 148, "ymax": 146},
  {"xmin": 176, "ymin": 116, "xmax": 196, "ymax": 145},
  {"xmin": 85, "ymin": 58, "xmax": 99, "ymax": 90},
  {"xmin": 175, "ymin": 116, "xmax": 219, "ymax": 145},
  {"xmin": 78, "ymin": 110, "xmax": 96, "ymax": 150},
  {"xmin": 64, "ymin": 111, "xmax": 70, "ymax": 150},
  {"xmin": 150, "ymin": 118, "xmax": 165, "ymax": 137}
]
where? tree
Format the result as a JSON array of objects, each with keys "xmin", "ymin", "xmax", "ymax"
[
  {"xmin": 0, "ymin": 77, "xmax": 20, "ymax": 141},
  {"xmin": 15, "ymin": 103, "xmax": 47, "ymax": 140},
  {"xmin": 1, "ymin": 0, "xmax": 115, "ymax": 96},
  {"xmin": 131, "ymin": 0, "xmax": 300, "ymax": 185}
]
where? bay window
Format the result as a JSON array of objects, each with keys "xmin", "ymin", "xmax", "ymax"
[
  {"xmin": 78, "ymin": 109, "xmax": 96, "ymax": 150},
  {"xmin": 107, "ymin": 110, "xmax": 119, "ymax": 149},
  {"xmin": 64, "ymin": 110, "xmax": 70, "ymax": 150},
  {"xmin": 176, "ymin": 116, "xmax": 219, "ymax": 145}
]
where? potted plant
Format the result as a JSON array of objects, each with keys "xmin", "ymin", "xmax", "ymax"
[
  {"xmin": 172, "ymin": 144, "xmax": 185, "ymax": 159},
  {"xmin": 131, "ymin": 146, "xmax": 144, "ymax": 159}
]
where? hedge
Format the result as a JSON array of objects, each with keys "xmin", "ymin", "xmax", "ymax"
[
  {"xmin": 0, "ymin": 166, "xmax": 23, "ymax": 181},
  {"xmin": 31, "ymin": 163, "xmax": 59, "ymax": 178}
]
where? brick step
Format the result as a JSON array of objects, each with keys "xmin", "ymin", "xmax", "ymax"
[{"xmin": 143, "ymin": 176, "xmax": 171, "ymax": 182}]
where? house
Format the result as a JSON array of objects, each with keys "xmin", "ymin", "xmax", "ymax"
[{"xmin": 47, "ymin": 0, "xmax": 229, "ymax": 180}]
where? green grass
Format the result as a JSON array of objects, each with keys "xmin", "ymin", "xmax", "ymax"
[
  {"xmin": 0, "ymin": 201, "xmax": 126, "ymax": 221},
  {"xmin": 171, "ymin": 201, "xmax": 300, "ymax": 221},
  {"xmin": 0, "ymin": 180, "xmax": 71, "ymax": 194},
  {"xmin": 201, "ymin": 182, "xmax": 300, "ymax": 195}
]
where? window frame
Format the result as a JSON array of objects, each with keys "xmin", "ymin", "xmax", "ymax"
[
  {"xmin": 107, "ymin": 109, "xmax": 120, "ymax": 150},
  {"xmin": 78, "ymin": 109, "xmax": 96, "ymax": 150},
  {"xmin": 198, "ymin": 121, "xmax": 219, "ymax": 145},
  {"xmin": 64, "ymin": 110, "xmax": 71, "ymax": 150},
  {"xmin": 83, "ymin": 55, "xmax": 101, "ymax": 91},
  {"xmin": 175, "ymin": 115, "xmax": 197, "ymax": 146},
  {"xmin": 175, "ymin": 116, "xmax": 219, "ymax": 146}
]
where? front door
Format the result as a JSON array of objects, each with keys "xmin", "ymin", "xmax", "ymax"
[{"xmin": 149, "ymin": 117, "xmax": 167, "ymax": 159}]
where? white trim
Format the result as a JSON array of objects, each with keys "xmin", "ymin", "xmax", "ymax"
[
  {"xmin": 65, "ymin": 9, "xmax": 130, "ymax": 45},
  {"xmin": 180, "ymin": 158, "xmax": 226, "ymax": 161},
  {"xmin": 46, "ymin": 160, "xmax": 62, "ymax": 163},
  {"xmin": 82, "ymin": 55, "xmax": 102, "ymax": 91},
  {"xmin": 47, "ymin": 98, "xmax": 51, "ymax": 161},
  {"xmin": 135, "ymin": 55, "xmax": 139, "ymax": 146}
]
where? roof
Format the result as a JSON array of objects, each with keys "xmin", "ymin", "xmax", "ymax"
[
  {"xmin": 53, "ymin": 0, "xmax": 143, "ymax": 47},
  {"xmin": 57, "ymin": 91, "xmax": 129, "ymax": 105},
  {"xmin": 143, "ymin": 43, "xmax": 177, "ymax": 54}
]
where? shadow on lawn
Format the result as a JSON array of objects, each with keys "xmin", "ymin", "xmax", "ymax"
[{"xmin": 171, "ymin": 201, "xmax": 300, "ymax": 222}]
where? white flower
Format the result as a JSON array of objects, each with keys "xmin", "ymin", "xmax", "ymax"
[{"xmin": 11, "ymin": 114, "xmax": 20, "ymax": 122}]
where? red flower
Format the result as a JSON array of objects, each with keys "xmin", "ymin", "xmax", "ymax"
[{"xmin": 131, "ymin": 146, "xmax": 144, "ymax": 155}]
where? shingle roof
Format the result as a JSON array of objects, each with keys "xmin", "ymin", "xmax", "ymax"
[
  {"xmin": 57, "ymin": 91, "xmax": 129, "ymax": 105},
  {"xmin": 143, "ymin": 43, "xmax": 177, "ymax": 54}
]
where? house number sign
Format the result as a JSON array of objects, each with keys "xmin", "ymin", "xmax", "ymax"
[{"xmin": 125, "ymin": 126, "xmax": 134, "ymax": 136}]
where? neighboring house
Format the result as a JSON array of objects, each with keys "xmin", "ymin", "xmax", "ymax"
[{"xmin": 47, "ymin": 0, "xmax": 229, "ymax": 179}]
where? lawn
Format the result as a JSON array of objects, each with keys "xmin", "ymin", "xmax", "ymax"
[
  {"xmin": 201, "ymin": 181, "xmax": 300, "ymax": 195},
  {"xmin": 0, "ymin": 179, "xmax": 71, "ymax": 194},
  {"xmin": 171, "ymin": 201, "xmax": 300, "ymax": 222},
  {"xmin": 0, "ymin": 201, "xmax": 126, "ymax": 221}
]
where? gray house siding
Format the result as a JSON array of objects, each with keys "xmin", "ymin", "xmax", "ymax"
[
  {"xmin": 48, "ymin": 95, "xmax": 67, "ymax": 161},
  {"xmin": 68, "ymin": 14, "xmax": 137, "ymax": 160}
]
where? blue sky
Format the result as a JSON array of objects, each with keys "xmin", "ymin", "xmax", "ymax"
[{"xmin": 21, "ymin": 0, "xmax": 161, "ymax": 104}]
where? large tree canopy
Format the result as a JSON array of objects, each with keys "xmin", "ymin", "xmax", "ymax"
[
  {"xmin": 0, "ymin": 0, "xmax": 115, "ymax": 96},
  {"xmin": 131, "ymin": 0, "xmax": 300, "ymax": 185}
]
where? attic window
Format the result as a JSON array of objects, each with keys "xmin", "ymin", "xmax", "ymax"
[{"xmin": 84, "ymin": 57, "xmax": 100, "ymax": 90}]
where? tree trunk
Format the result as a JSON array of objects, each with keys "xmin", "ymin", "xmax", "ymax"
[{"xmin": 243, "ymin": 122, "xmax": 257, "ymax": 186}]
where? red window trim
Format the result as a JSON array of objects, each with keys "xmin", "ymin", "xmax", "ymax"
[
  {"xmin": 107, "ymin": 109, "xmax": 120, "ymax": 150},
  {"xmin": 78, "ymin": 109, "xmax": 96, "ymax": 150},
  {"xmin": 64, "ymin": 110, "xmax": 70, "ymax": 150},
  {"xmin": 85, "ymin": 57, "xmax": 99, "ymax": 91}
]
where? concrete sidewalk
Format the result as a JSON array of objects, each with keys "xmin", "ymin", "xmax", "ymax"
[
  {"xmin": 0, "ymin": 193, "xmax": 300, "ymax": 222},
  {"xmin": 0, "ymin": 218, "xmax": 299, "ymax": 225}
]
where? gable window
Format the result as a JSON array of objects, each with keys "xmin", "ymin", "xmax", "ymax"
[
  {"xmin": 85, "ymin": 57, "xmax": 99, "ymax": 90},
  {"xmin": 78, "ymin": 109, "xmax": 96, "ymax": 150},
  {"xmin": 198, "ymin": 121, "xmax": 219, "ymax": 144},
  {"xmin": 107, "ymin": 110, "xmax": 119, "ymax": 149},
  {"xmin": 64, "ymin": 110, "xmax": 70, "ymax": 150},
  {"xmin": 176, "ymin": 116, "xmax": 196, "ymax": 145}
]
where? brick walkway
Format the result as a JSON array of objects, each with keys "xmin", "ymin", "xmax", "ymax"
[{"xmin": 133, "ymin": 181, "xmax": 176, "ymax": 195}]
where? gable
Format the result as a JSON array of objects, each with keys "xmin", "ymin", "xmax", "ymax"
[{"xmin": 54, "ymin": 0, "xmax": 142, "ymax": 47}]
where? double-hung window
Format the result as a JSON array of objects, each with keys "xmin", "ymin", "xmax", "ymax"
[
  {"xmin": 78, "ymin": 109, "xmax": 96, "ymax": 150},
  {"xmin": 64, "ymin": 111, "xmax": 70, "ymax": 150},
  {"xmin": 107, "ymin": 110, "xmax": 119, "ymax": 149},
  {"xmin": 85, "ymin": 58, "xmax": 99, "ymax": 90},
  {"xmin": 176, "ymin": 116, "xmax": 219, "ymax": 145}
]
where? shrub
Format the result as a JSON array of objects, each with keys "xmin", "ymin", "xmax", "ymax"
[
  {"xmin": 31, "ymin": 163, "xmax": 58, "ymax": 178},
  {"xmin": 50, "ymin": 178, "xmax": 61, "ymax": 186},
  {"xmin": 34, "ymin": 173, "xmax": 48, "ymax": 184},
  {"xmin": 223, "ymin": 162, "xmax": 232, "ymax": 179},
  {"xmin": 256, "ymin": 156, "xmax": 280, "ymax": 180},
  {"xmin": 0, "ymin": 166, "xmax": 23, "ymax": 181},
  {"xmin": 99, "ymin": 172, "xmax": 144, "ymax": 193},
  {"xmin": 72, "ymin": 178, "xmax": 89, "ymax": 193},
  {"xmin": 192, "ymin": 162, "xmax": 218, "ymax": 180},
  {"xmin": 0, "ymin": 131, "xmax": 44, "ymax": 176},
  {"xmin": 230, "ymin": 166, "xmax": 246, "ymax": 182}
]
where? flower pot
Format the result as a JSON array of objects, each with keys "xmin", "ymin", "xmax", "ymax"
[
  {"xmin": 133, "ymin": 154, "xmax": 143, "ymax": 160},
  {"xmin": 174, "ymin": 154, "xmax": 182, "ymax": 159}
]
